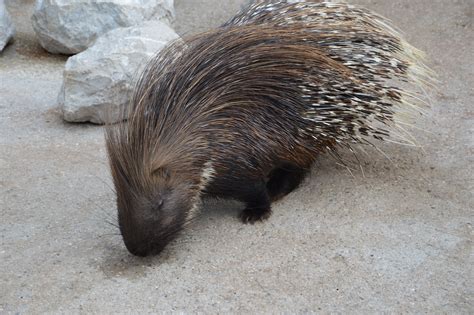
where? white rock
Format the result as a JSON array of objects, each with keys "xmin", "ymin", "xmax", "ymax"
[
  {"xmin": 32, "ymin": 0, "xmax": 175, "ymax": 55},
  {"xmin": 59, "ymin": 21, "xmax": 179, "ymax": 124},
  {"xmin": 0, "ymin": 0, "xmax": 15, "ymax": 51}
]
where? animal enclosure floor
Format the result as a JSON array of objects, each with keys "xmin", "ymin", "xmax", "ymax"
[{"xmin": 1, "ymin": 0, "xmax": 472, "ymax": 313}]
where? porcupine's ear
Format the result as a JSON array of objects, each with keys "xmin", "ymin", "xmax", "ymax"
[{"xmin": 151, "ymin": 167, "xmax": 171, "ymax": 180}]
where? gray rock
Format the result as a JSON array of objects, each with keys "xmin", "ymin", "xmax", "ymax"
[
  {"xmin": 59, "ymin": 21, "xmax": 179, "ymax": 124},
  {"xmin": 0, "ymin": 0, "xmax": 15, "ymax": 51},
  {"xmin": 32, "ymin": 0, "xmax": 175, "ymax": 55}
]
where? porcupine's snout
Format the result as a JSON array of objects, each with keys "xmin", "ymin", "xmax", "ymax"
[
  {"xmin": 120, "ymin": 218, "xmax": 166, "ymax": 257},
  {"xmin": 116, "ymin": 186, "xmax": 194, "ymax": 257}
]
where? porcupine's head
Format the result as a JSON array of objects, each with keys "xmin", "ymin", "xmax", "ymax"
[{"xmin": 105, "ymin": 40, "xmax": 214, "ymax": 257}]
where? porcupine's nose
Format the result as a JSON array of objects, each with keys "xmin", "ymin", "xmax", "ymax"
[
  {"xmin": 119, "ymin": 213, "xmax": 167, "ymax": 257},
  {"xmin": 123, "ymin": 237, "xmax": 166, "ymax": 257},
  {"xmin": 121, "ymin": 226, "xmax": 167, "ymax": 257}
]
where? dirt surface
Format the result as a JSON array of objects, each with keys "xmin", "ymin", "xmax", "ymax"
[{"xmin": 1, "ymin": 0, "xmax": 473, "ymax": 313}]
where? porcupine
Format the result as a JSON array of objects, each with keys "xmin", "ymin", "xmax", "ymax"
[{"xmin": 105, "ymin": 1, "xmax": 433, "ymax": 256}]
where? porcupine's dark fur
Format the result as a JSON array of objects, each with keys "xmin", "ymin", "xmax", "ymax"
[{"xmin": 105, "ymin": 1, "xmax": 433, "ymax": 256}]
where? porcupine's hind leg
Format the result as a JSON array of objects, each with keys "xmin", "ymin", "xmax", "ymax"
[
  {"xmin": 238, "ymin": 180, "xmax": 272, "ymax": 224},
  {"xmin": 238, "ymin": 164, "xmax": 308, "ymax": 224},
  {"xmin": 266, "ymin": 164, "xmax": 308, "ymax": 202}
]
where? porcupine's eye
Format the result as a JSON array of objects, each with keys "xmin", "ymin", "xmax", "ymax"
[
  {"xmin": 152, "ymin": 199, "xmax": 164, "ymax": 212},
  {"xmin": 150, "ymin": 167, "xmax": 170, "ymax": 212},
  {"xmin": 156, "ymin": 199, "xmax": 164, "ymax": 208}
]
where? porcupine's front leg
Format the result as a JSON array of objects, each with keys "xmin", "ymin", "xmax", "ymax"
[{"xmin": 238, "ymin": 180, "xmax": 272, "ymax": 224}]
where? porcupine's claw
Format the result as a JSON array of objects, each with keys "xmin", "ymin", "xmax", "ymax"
[{"xmin": 239, "ymin": 206, "xmax": 272, "ymax": 224}]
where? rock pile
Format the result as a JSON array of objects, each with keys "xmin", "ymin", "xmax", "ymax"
[{"xmin": 25, "ymin": 0, "xmax": 180, "ymax": 123}]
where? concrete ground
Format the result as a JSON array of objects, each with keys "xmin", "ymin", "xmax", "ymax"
[{"xmin": 1, "ymin": 0, "xmax": 472, "ymax": 313}]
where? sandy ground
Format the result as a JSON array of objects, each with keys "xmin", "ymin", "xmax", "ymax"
[{"xmin": 1, "ymin": 0, "xmax": 473, "ymax": 313}]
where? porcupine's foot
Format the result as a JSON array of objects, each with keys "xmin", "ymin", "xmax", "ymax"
[
  {"xmin": 239, "ymin": 180, "xmax": 272, "ymax": 224},
  {"xmin": 266, "ymin": 164, "xmax": 308, "ymax": 202},
  {"xmin": 240, "ymin": 204, "xmax": 272, "ymax": 224}
]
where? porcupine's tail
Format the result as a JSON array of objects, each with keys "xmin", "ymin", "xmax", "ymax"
[{"xmin": 226, "ymin": 1, "xmax": 435, "ymax": 151}]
